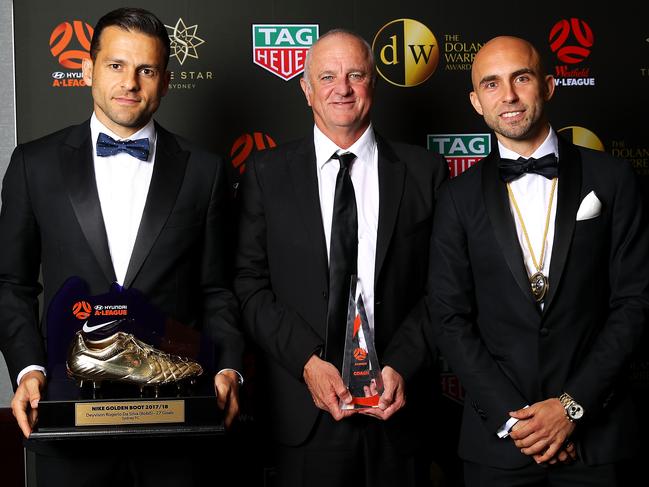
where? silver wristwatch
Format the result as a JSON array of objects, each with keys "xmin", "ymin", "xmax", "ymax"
[{"xmin": 559, "ymin": 392, "xmax": 584, "ymax": 422}]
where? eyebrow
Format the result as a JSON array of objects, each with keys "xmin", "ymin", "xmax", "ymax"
[
  {"xmin": 479, "ymin": 68, "xmax": 534, "ymax": 86},
  {"xmin": 318, "ymin": 68, "xmax": 367, "ymax": 76},
  {"xmin": 136, "ymin": 64, "xmax": 159, "ymax": 70},
  {"xmin": 511, "ymin": 68, "xmax": 534, "ymax": 78},
  {"xmin": 104, "ymin": 57, "xmax": 126, "ymax": 64},
  {"xmin": 104, "ymin": 58, "xmax": 160, "ymax": 70},
  {"xmin": 478, "ymin": 74, "xmax": 499, "ymax": 85}
]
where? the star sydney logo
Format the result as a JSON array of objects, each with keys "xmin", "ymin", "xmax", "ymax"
[{"xmin": 165, "ymin": 18, "xmax": 205, "ymax": 65}]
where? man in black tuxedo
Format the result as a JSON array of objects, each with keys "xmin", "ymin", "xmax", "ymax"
[
  {"xmin": 0, "ymin": 8, "xmax": 243, "ymax": 486},
  {"xmin": 428, "ymin": 36, "xmax": 649, "ymax": 486},
  {"xmin": 234, "ymin": 29, "xmax": 447, "ymax": 487}
]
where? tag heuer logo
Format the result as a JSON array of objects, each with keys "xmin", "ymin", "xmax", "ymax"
[
  {"xmin": 428, "ymin": 133, "xmax": 491, "ymax": 178},
  {"xmin": 252, "ymin": 24, "xmax": 318, "ymax": 80}
]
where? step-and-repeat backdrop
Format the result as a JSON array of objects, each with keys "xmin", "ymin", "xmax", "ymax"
[{"xmin": 10, "ymin": 1, "xmax": 649, "ymax": 484}]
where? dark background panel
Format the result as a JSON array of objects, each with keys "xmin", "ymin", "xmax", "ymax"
[
  {"xmin": 9, "ymin": 1, "xmax": 649, "ymax": 485},
  {"xmin": 15, "ymin": 2, "xmax": 648, "ymax": 157}
]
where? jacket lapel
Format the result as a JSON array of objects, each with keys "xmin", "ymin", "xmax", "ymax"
[
  {"xmin": 375, "ymin": 136, "xmax": 405, "ymax": 282},
  {"xmin": 123, "ymin": 124, "xmax": 188, "ymax": 287},
  {"xmin": 61, "ymin": 121, "xmax": 116, "ymax": 284},
  {"xmin": 482, "ymin": 151, "xmax": 537, "ymax": 306},
  {"xmin": 287, "ymin": 138, "xmax": 329, "ymax": 276},
  {"xmin": 543, "ymin": 139, "xmax": 582, "ymax": 312}
]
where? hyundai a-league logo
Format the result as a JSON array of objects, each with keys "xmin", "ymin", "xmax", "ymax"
[
  {"xmin": 165, "ymin": 18, "xmax": 205, "ymax": 65},
  {"xmin": 48, "ymin": 19, "xmax": 93, "ymax": 88},
  {"xmin": 549, "ymin": 18, "xmax": 596, "ymax": 87}
]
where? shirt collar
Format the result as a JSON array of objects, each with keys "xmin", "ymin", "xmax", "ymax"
[
  {"xmin": 497, "ymin": 126, "xmax": 559, "ymax": 162},
  {"xmin": 90, "ymin": 113, "xmax": 157, "ymax": 161},
  {"xmin": 313, "ymin": 124, "xmax": 376, "ymax": 170}
]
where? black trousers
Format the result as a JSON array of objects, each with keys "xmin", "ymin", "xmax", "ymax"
[
  {"xmin": 28, "ymin": 435, "xmax": 238, "ymax": 487},
  {"xmin": 275, "ymin": 412, "xmax": 433, "ymax": 487},
  {"xmin": 463, "ymin": 458, "xmax": 621, "ymax": 487}
]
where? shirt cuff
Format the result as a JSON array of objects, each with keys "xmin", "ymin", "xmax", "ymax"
[
  {"xmin": 217, "ymin": 368, "xmax": 244, "ymax": 386},
  {"xmin": 496, "ymin": 404, "xmax": 529, "ymax": 438},
  {"xmin": 17, "ymin": 365, "xmax": 47, "ymax": 386},
  {"xmin": 497, "ymin": 416, "xmax": 520, "ymax": 438}
]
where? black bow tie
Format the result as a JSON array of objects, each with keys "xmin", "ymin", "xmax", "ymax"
[
  {"xmin": 498, "ymin": 153, "xmax": 558, "ymax": 183},
  {"xmin": 96, "ymin": 132, "xmax": 150, "ymax": 161}
]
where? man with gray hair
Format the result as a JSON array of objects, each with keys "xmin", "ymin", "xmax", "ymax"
[{"xmin": 235, "ymin": 29, "xmax": 448, "ymax": 486}]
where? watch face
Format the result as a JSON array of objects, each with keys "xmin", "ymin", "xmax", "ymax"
[{"xmin": 568, "ymin": 403, "xmax": 584, "ymax": 420}]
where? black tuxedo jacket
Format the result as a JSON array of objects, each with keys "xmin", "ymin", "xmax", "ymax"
[
  {"xmin": 429, "ymin": 137, "xmax": 649, "ymax": 468},
  {"xmin": 0, "ymin": 120, "xmax": 243, "ymax": 388},
  {"xmin": 234, "ymin": 135, "xmax": 448, "ymax": 448}
]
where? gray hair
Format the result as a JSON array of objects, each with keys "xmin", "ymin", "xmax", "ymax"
[{"xmin": 302, "ymin": 28, "xmax": 376, "ymax": 87}]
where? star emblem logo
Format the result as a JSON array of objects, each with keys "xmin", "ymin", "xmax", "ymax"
[{"xmin": 165, "ymin": 18, "xmax": 205, "ymax": 65}]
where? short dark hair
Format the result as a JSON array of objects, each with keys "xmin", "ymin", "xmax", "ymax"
[{"xmin": 90, "ymin": 8, "xmax": 170, "ymax": 68}]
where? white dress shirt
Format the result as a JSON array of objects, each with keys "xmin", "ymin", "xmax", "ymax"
[
  {"xmin": 313, "ymin": 124, "xmax": 379, "ymax": 338},
  {"xmin": 502, "ymin": 128, "xmax": 560, "ymax": 291},
  {"xmin": 90, "ymin": 114, "xmax": 156, "ymax": 285},
  {"xmin": 496, "ymin": 127, "xmax": 560, "ymax": 438}
]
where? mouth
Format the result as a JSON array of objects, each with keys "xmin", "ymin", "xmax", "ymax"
[
  {"xmin": 330, "ymin": 100, "xmax": 356, "ymax": 109},
  {"xmin": 501, "ymin": 110, "xmax": 523, "ymax": 119},
  {"xmin": 498, "ymin": 109, "xmax": 526, "ymax": 125},
  {"xmin": 113, "ymin": 96, "xmax": 141, "ymax": 105}
]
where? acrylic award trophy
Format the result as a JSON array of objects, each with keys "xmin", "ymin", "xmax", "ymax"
[{"xmin": 340, "ymin": 276, "xmax": 384, "ymax": 409}]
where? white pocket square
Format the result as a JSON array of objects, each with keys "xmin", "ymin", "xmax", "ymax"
[{"xmin": 576, "ymin": 191, "xmax": 602, "ymax": 221}]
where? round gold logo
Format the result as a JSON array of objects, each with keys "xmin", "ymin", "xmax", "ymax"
[
  {"xmin": 557, "ymin": 126, "xmax": 604, "ymax": 151},
  {"xmin": 372, "ymin": 19, "xmax": 439, "ymax": 87}
]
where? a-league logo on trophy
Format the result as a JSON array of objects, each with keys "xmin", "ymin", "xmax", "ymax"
[{"xmin": 341, "ymin": 276, "xmax": 384, "ymax": 409}]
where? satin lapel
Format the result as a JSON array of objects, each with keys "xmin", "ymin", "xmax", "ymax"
[
  {"xmin": 543, "ymin": 140, "xmax": 582, "ymax": 312},
  {"xmin": 482, "ymin": 152, "xmax": 536, "ymax": 305},
  {"xmin": 61, "ymin": 122, "xmax": 116, "ymax": 284},
  {"xmin": 123, "ymin": 125, "xmax": 188, "ymax": 287},
  {"xmin": 287, "ymin": 139, "xmax": 328, "ymax": 275},
  {"xmin": 375, "ymin": 137, "xmax": 405, "ymax": 282}
]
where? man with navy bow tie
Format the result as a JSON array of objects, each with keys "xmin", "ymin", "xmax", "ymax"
[
  {"xmin": 0, "ymin": 7, "xmax": 243, "ymax": 487},
  {"xmin": 428, "ymin": 36, "xmax": 649, "ymax": 486}
]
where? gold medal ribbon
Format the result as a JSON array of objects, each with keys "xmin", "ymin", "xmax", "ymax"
[{"xmin": 507, "ymin": 178, "xmax": 558, "ymax": 302}]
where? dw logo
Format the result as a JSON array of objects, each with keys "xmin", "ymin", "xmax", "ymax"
[{"xmin": 373, "ymin": 19, "xmax": 439, "ymax": 87}]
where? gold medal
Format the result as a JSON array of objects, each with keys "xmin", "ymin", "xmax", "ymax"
[
  {"xmin": 507, "ymin": 177, "xmax": 558, "ymax": 304},
  {"xmin": 530, "ymin": 271, "xmax": 548, "ymax": 302}
]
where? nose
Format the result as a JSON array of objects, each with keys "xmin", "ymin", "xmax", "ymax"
[
  {"xmin": 333, "ymin": 75, "xmax": 353, "ymax": 96},
  {"xmin": 502, "ymin": 81, "xmax": 519, "ymax": 103},
  {"xmin": 121, "ymin": 69, "xmax": 140, "ymax": 91}
]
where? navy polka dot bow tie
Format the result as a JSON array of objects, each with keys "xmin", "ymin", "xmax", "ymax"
[
  {"xmin": 498, "ymin": 153, "xmax": 558, "ymax": 183},
  {"xmin": 96, "ymin": 132, "xmax": 150, "ymax": 161}
]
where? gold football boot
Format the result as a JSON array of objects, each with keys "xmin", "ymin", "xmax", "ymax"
[{"xmin": 66, "ymin": 331, "xmax": 203, "ymax": 394}]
